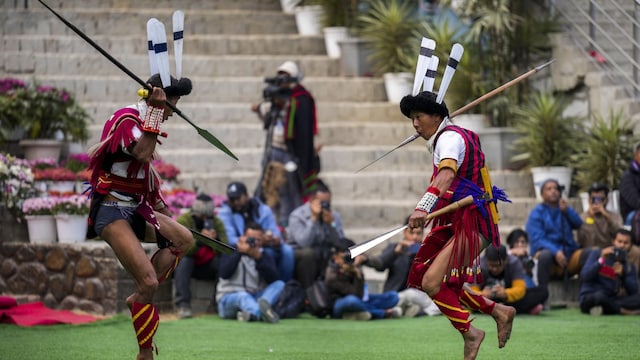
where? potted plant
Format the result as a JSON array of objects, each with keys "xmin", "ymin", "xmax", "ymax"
[
  {"xmin": 1, "ymin": 152, "xmax": 35, "ymax": 215},
  {"xmin": 356, "ymin": 0, "xmax": 420, "ymax": 102},
  {"xmin": 0, "ymin": 78, "xmax": 91, "ymax": 161},
  {"xmin": 33, "ymin": 165, "xmax": 78, "ymax": 195},
  {"xmin": 317, "ymin": 0, "xmax": 359, "ymax": 58},
  {"xmin": 573, "ymin": 110, "xmax": 639, "ymax": 212},
  {"xmin": 53, "ymin": 194, "xmax": 90, "ymax": 243},
  {"xmin": 512, "ymin": 91, "xmax": 586, "ymax": 200},
  {"xmin": 294, "ymin": 1, "xmax": 324, "ymax": 36},
  {"xmin": 22, "ymin": 196, "xmax": 58, "ymax": 244}
]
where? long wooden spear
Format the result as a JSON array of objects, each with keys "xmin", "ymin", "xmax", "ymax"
[
  {"xmin": 355, "ymin": 59, "xmax": 555, "ymax": 173},
  {"xmin": 36, "ymin": 0, "xmax": 239, "ymax": 161}
]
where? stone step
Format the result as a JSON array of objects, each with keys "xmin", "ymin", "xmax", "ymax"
[
  {"xmin": 5, "ymin": 75, "xmax": 388, "ymax": 103},
  {"xmin": 156, "ymin": 145, "xmax": 434, "ymax": 174},
  {"xmin": 2, "ymin": 8, "xmax": 298, "ymax": 36},
  {"xmin": 86, "ymin": 121, "xmax": 414, "ymax": 150},
  {"xmin": 16, "ymin": 0, "xmax": 282, "ymax": 11},
  {"xmin": 3, "ymin": 34, "xmax": 327, "ymax": 56},
  {"xmin": 83, "ymin": 101, "xmax": 400, "ymax": 127},
  {"xmin": 3, "ymin": 52, "xmax": 337, "ymax": 77}
]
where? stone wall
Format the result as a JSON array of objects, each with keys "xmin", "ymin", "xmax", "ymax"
[{"xmin": 0, "ymin": 241, "xmax": 173, "ymax": 315}]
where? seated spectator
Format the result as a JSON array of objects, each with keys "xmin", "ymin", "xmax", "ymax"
[
  {"xmin": 325, "ymin": 247, "xmax": 400, "ymax": 320},
  {"xmin": 526, "ymin": 179, "xmax": 585, "ymax": 290},
  {"xmin": 620, "ymin": 142, "xmax": 640, "ymax": 237},
  {"xmin": 577, "ymin": 183, "xmax": 623, "ymax": 249},
  {"xmin": 217, "ymin": 181, "xmax": 294, "ymax": 282},
  {"xmin": 216, "ymin": 222, "xmax": 284, "ymax": 323},
  {"xmin": 505, "ymin": 228, "xmax": 537, "ymax": 288},
  {"xmin": 287, "ymin": 179, "xmax": 347, "ymax": 288},
  {"xmin": 579, "ymin": 229, "xmax": 640, "ymax": 315},
  {"xmin": 470, "ymin": 245, "xmax": 548, "ymax": 315},
  {"xmin": 174, "ymin": 194, "xmax": 228, "ymax": 319},
  {"xmin": 355, "ymin": 217, "xmax": 440, "ymax": 317}
]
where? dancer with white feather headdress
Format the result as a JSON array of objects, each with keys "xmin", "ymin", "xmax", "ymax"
[
  {"xmin": 86, "ymin": 11, "xmax": 194, "ymax": 360},
  {"xmin": 401, "ymin": 38, "xmax": 515, "ymax": 360}
]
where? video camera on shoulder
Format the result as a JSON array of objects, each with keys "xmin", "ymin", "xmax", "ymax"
[{"xmin": 262, "ymin": 75, "xmax": 297, "ymax": 101}]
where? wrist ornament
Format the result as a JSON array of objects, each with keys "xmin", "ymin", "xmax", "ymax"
[
  {"xmin": 416, "ymin": 186, "xmax": 441, "ymax": 213},
  {"xmin": 142, "ymin": 104, "xmax": 165, "ymax": 134}
]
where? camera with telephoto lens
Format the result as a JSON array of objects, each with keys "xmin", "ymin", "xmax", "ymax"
[
  {"xmin": 612, "ymin": 248, "xmax": 627, "ymax": 263},
  {"xmin": 246, "ymin": 237, "xmax": 257, "ymax": 248},
  {"xmin": 262, "ymin": 75, "xmax": 296, "ymax": 102}
]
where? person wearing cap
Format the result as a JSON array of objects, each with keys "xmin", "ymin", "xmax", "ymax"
[
  {"xmin": 577, "ymin": 183, "xmax": 623, "ymax": 249},
  {"xmin": 399, "ymin": 91, "xmax": 515, "ymax": 359},
  {"xmin": 250, "ymin": 60, "xmax": 320, "ymax": 227},
  {"xmin": 217, "ymin": 181, "xmax": 295, "ymax": 282},
  {"xmin": 173, "ymin": 193, "xmax": 228, "ymax": 319},
  {"xmin": 86, "ymin": 73, "xmax": 194, "ymax": 358}
]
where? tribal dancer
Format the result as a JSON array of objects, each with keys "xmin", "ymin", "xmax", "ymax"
[
  {"xmin": 86, "ymin": 13, "xmax": 193, "ymax": 360},
  {"xmin": 402, "ymin": 40, "xmax": 515, "ymax": 360}
]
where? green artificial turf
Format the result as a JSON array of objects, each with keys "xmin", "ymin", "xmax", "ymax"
[{"xmin": 0, "ymin": 309, "xmax": 638, "ymax": 359}]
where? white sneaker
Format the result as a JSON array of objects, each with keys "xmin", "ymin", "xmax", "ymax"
[
  {"xmin": 177, "ymin": 306, "xmax": 192, "ymax": 319},
  {"xmin": 589, "ymin": 305, "xmax": 603, "ymax": 316}
]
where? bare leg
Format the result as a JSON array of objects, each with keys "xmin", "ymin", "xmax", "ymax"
[
  {"xmin": 463, "ymin": 326, "xmax": 485, "ymax": 360},
  {"xmin": 102, "ymin": 220, "xmax": 158, "ymax": 360}
]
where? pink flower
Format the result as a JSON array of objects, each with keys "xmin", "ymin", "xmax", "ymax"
[{"xmin": 22, "ymin": 197, "xmax": 58, "ymax": 216}]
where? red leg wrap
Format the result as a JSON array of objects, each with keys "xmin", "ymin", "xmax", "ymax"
[
  {"xmin": 459, "ymin": 288, "xmax": 495, "ymax": 315},
  {"xmin": 131, "ymin": 302, "xmax": 159, "ymax": 349},
  {"xmin": 150, "ymin": 249, "xmax": 181, "ymax": 284},
  {"xmin": 432, "ymin": 283, "xmax": 472, "ymax": 333}
]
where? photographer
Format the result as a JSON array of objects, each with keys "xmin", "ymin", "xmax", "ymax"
[
  {"xmin": 325, "ymin": 247, "xmax": 400, "ymax": 320},
  {"xmin": 217, "ymin": 181, "xmax": 295, "ymax": 282},
  {"xmin": 287, "ymin": 179, "xmax": 347, "ymax": 288},
  {"xmin": 216, "ymin": 222, "xmax": 285, "ymax": 323},
  {"xmin": 579, "ymin": 229, "xmax": 640, "ymax": 315},
  {"xmin": 471, "ymin": 245, "xmax": 548, "ymax": 315},
  {"xmin": 526, "ymin": 179, "xmax": 584, "ymax": 290},
  {"xmin": 251, "ymin": 60, "xmax": 320, "ymax": 227},
  {"xmin": 174, "ymin": 194, "xmax": 228, "ymax": 319},
  {"xmin": 577, "ymin": 183, "xmax": 623, "ymax": 249}
]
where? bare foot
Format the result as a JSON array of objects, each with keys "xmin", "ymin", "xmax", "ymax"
[
  {"xmin": 136, "ymin": 348, "xmax": 154, "ymax": 360},
  {"xmin": 462, "ymin": 326, "xmax": 485, "ymax": 360},
  {"xmin": 492, "ymin": 303, "xmax": 516, "ymax": 348}
]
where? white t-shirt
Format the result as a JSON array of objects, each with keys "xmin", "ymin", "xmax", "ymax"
[{"xmin": 432, "ymin": 118, "xmax": 466, "ymax": 169}]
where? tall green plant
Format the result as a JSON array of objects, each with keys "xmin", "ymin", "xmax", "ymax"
[
  {"xmin": 573, "ymin": 110, "xmax": 639, "ymax": 191},
  {"xmin": 455, "ymin": 0, "xmax": 559, "ymax": 126},
  {"xmin": 356, "ymin": 0, "xmax": 420, "ymax": 75},
  {"xmin": 317, "ymin": 0, "xmax": 359, "ymax": 28},
  {"xmin": 512, "ymin": 91, "xmax": 585, "ymax": 167}
]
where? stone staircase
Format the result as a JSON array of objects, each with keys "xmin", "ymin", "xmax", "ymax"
[
  {"xmin": 549, "ymin": 0, "xmax": 640, "ymax": 125},
  {"xmin": 1, "ymin": 0, "xmax": 592, "ymax": 312},
  {"xmin": 1, "ymin": 0, "xmax": 545, "ymax": 248}
]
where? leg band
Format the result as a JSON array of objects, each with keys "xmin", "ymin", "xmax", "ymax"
[
  {"xmin": 432, "ymin": 283, "xmax": 471, "ymax": 333},
  {"xmin": 151, "ymin": 248, "xmax": 181, "ymax": 284},
  {"xmin": 460, "ymin": 288, "xmax": 495, "ymax": 315},
  {"xmin": 131, "ymin": 302, "xmax": 159, "ymax": 349}
]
